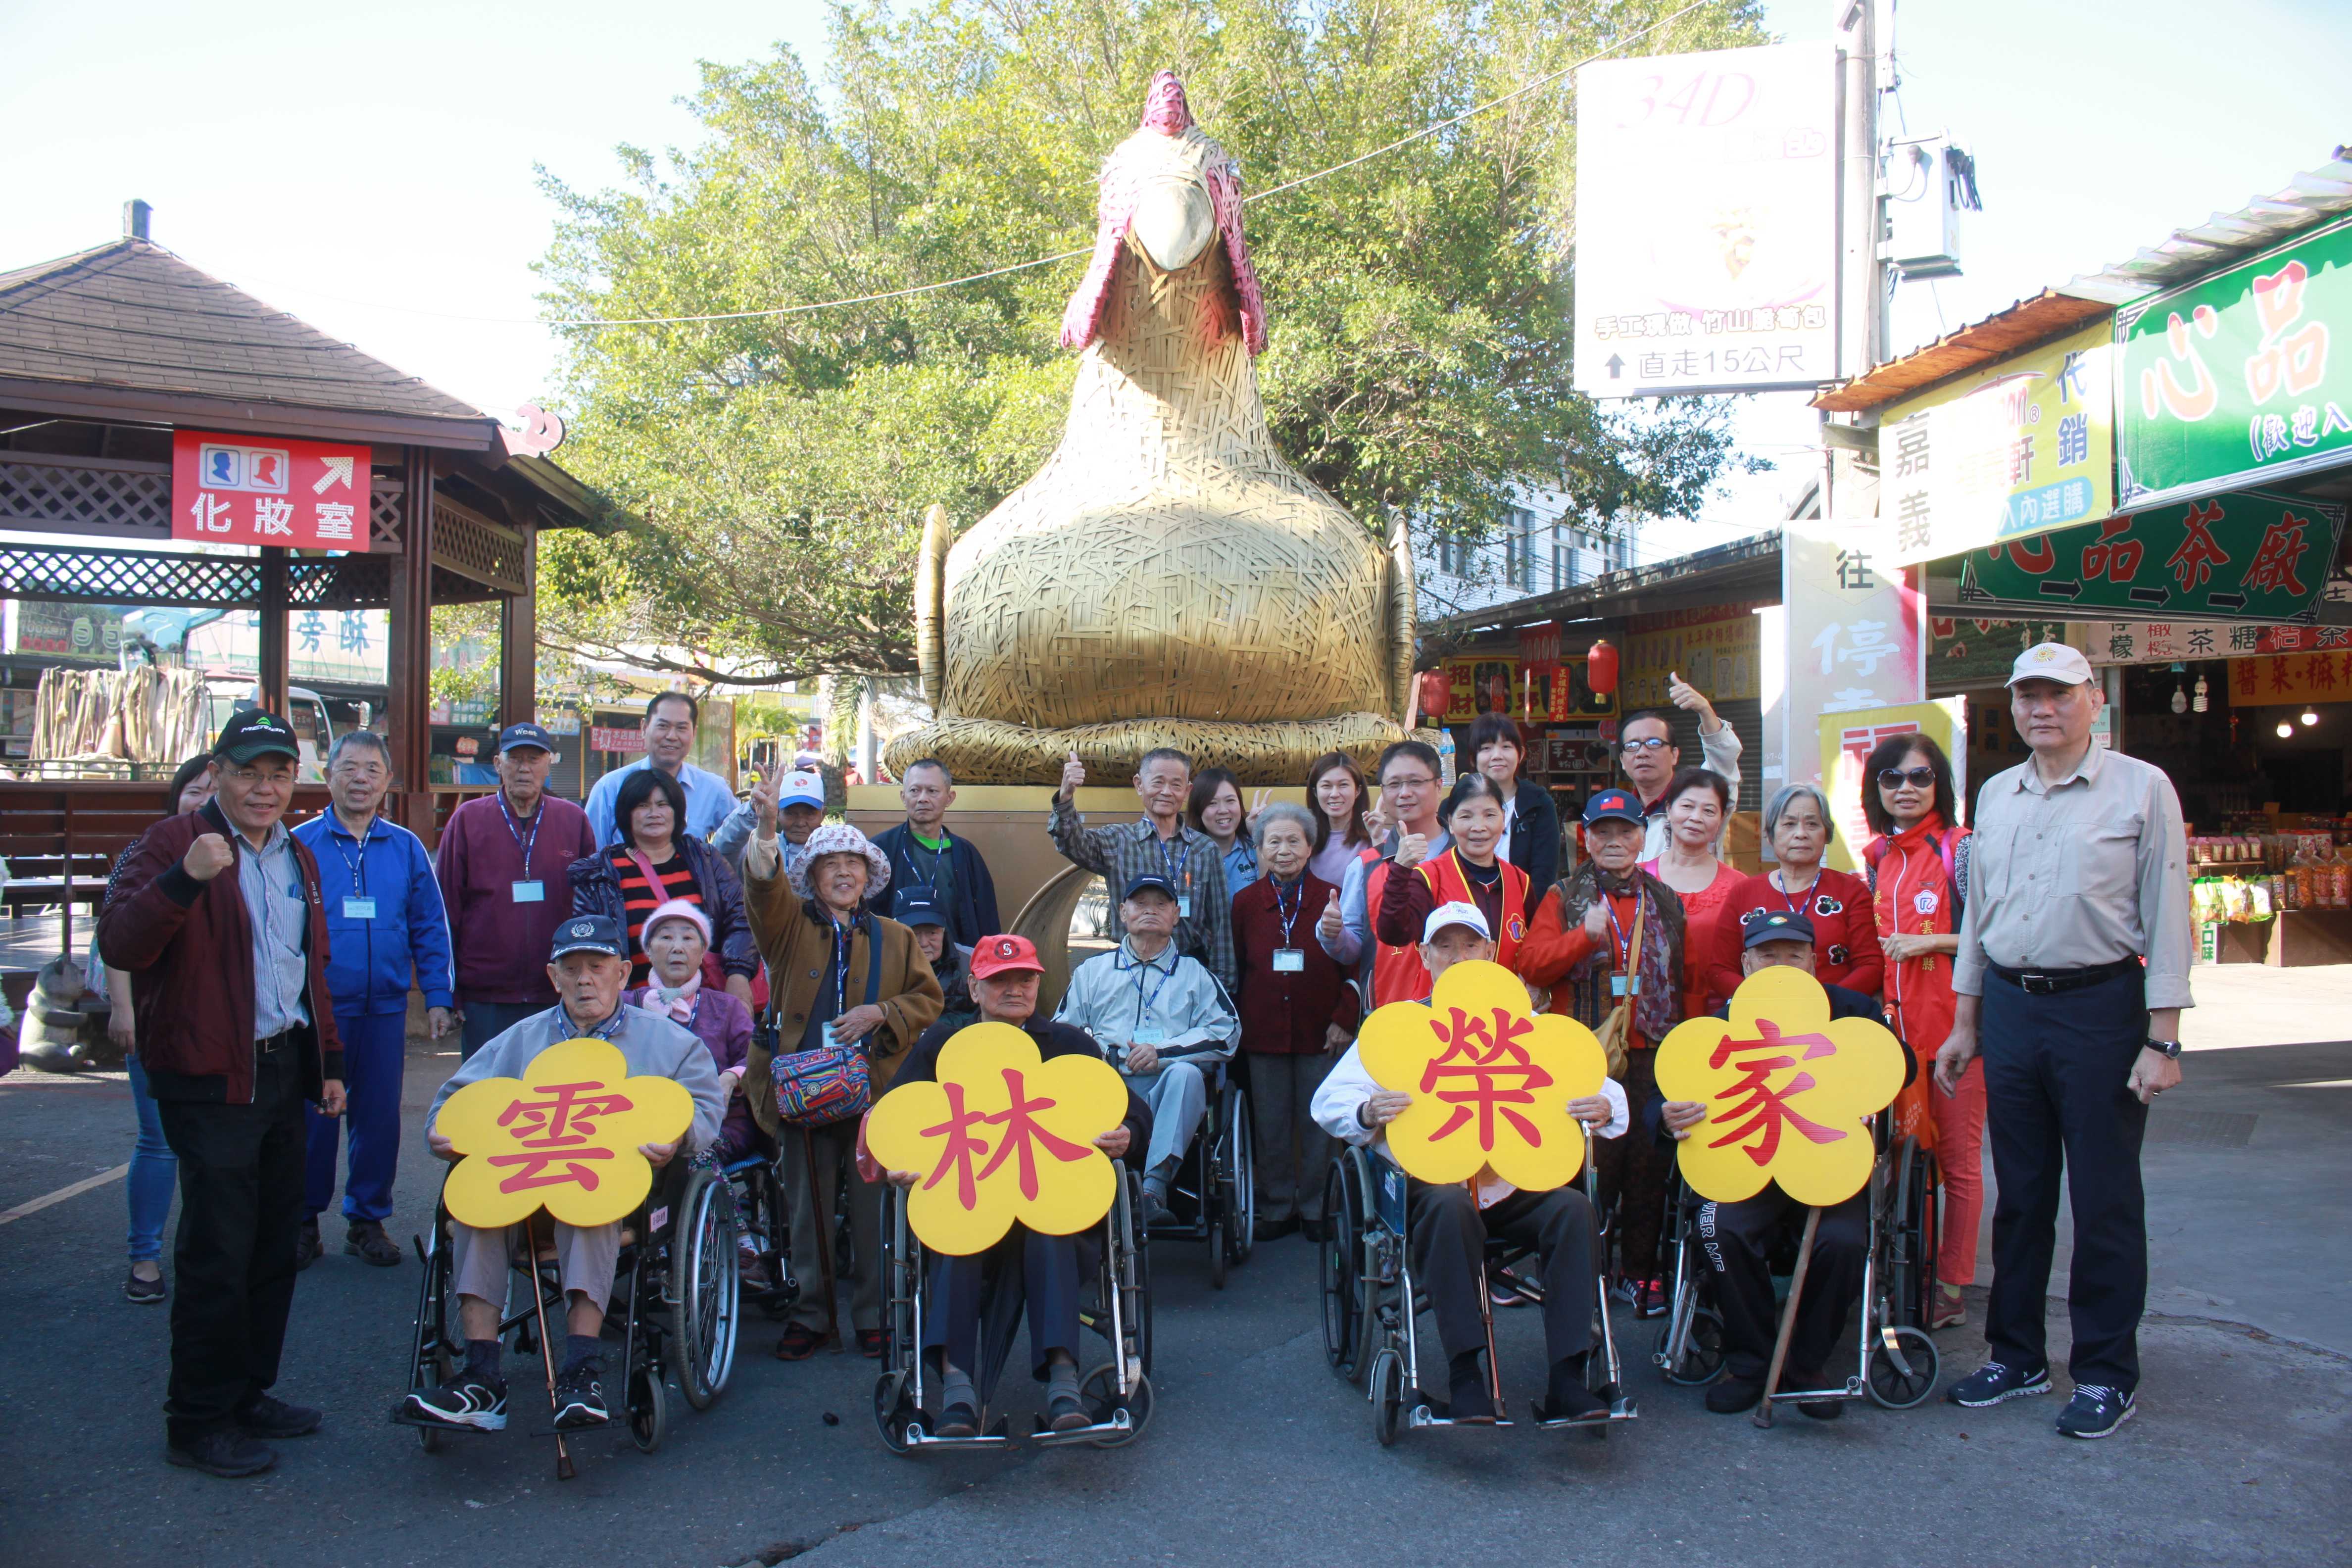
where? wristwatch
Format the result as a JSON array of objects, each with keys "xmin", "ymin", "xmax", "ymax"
[{"xmin": 2146, "ymin": 1038, "xmax": 2183, "ymax": 1060}]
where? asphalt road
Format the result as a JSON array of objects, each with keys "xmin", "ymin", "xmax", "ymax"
[{"xmin": 2, "ymin": 1038, "xmax": 2345, "ymax": 1568}]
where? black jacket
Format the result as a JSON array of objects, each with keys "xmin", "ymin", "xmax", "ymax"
[
  {"xmin": 868, "ymin": 823, "xmax": 1001, "ymax": 949},
  {"xmin": 1505, "ymin": 778, "xmax": 1563, "ymax": 898},
  {"xmin": 899, "ymin": 1015, "xmax": 1151, "ymax": 1170}
]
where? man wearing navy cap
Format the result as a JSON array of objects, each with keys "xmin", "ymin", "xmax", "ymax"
[
  {"xmin": 895, "ymin": 886, "xmax": 976, "ymax": 1032},
  {"xmin": 1055, "ymin": 872, "xmax": 1237, "ymax": 1221},
  {"xmin": 1655, "ymin": 909, "xmax": 1895, "ymax": 1418},
  {"xmin": 435, "ymin": 722, "xmax": 600, "ymax": 1059}
]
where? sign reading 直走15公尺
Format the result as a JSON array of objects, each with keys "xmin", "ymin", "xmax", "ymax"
[
  {"xmin": 171, "ymin": 430, "xmax": 371, "ymax": 550},
  {"xmin": 1572, "ymin": 44, "xmax": 1836, "ymax": 399},
  {"xmin": 2118, "ymin": 214, "xmax": 2352, "ymax": 509}
]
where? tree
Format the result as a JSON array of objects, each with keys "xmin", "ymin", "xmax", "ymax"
[{"xmin": 537, "ymin": 0, "xmax": 1770, "ymax": 683}]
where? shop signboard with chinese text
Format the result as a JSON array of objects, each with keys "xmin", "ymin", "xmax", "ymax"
[
  {"xmin": 1881, "ymin": 322, "xmax": 2114, "ymax": 566},
  {"xmin": 170, "ymin": 430, "xmax": 371, "ymax": 550},
  {"xmin": 2085, "ymin": 620, "xmax": 2352, "ymax": 665},
  {"xmin": 2227, "ymin": 651, "xmax": 2352, "ymax": 707},
  {"xmin": 1781, "ymin": 520, "xmax": 1927, "ymax": 789},
  {"xmin": 1572, "ymin": 45, "xmax": 1836, "ymax": 397},
  {"xmin": 1438, "ymin": 655, "xmax": 1613, "ymax": 724},
  {"xmin": 2118, "ymin": 215, "xmax": 2352, "ymax": 508},
  {"xmin": 1955, "ymin": 491, "xmax": 2343, "ymax": 624},
  {"xmin": 1622, "ymin": 602, "xmax": 1764, "ymax": 708},
  {"xmin": 6, "ymin": 600, "xmax": 127, "ymax": 664},
  {"xmin": 1927, "ymin": 617, "xmax": 2072, "ymax": 688}
]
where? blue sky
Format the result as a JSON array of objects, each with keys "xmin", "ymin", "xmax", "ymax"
[{"xmin": 6, "ymin": 0, "xmax": 2349, "ymax": 537}]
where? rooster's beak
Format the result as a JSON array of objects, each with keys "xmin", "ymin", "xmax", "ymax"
[{"xmin": 1131, "ymin": 174, "xmax": 1217, "ymax": 272}]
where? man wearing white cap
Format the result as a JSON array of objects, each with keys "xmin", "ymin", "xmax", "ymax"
[
  {"xmin": 713, "ymin": 768, "xmax": 828, "ymax": 880},
  {"xmin": 1938, "ymin": 642, "xmax": 2192, "ymax": 1440},
  {"xmin": 1311, "ymin": 901, "xmax": 1628, "ymax": 1424}
]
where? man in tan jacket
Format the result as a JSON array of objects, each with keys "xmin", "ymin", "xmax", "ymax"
[{"xmin": 741, "ymin": 820, "xmax": 942, "ymax": 1360}]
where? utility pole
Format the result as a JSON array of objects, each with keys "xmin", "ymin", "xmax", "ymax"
[{"xmin": 1823, "ymin": 0, "xmax": 1886, "ymax": 520}]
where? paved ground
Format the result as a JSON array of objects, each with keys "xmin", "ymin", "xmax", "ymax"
[{"xmin": 2, "ymin": 979, "xmax": 2347, "ymax": 1568}]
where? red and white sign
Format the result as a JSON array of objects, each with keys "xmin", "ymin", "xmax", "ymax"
[
  {"xmin": 171, "ymin": 430, "xmax": 370, "ymax": 549},
  {"xmin": 590, "ymin": 726, "xmax": 645, "ymax": 755}
]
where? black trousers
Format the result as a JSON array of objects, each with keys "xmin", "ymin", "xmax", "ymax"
[
  {"xmin": 154, "ymin": 1047, "xmax": 308, "ymax": 1442},
  {"xmin": 1702, "ymin": 1185, "xmax": 1868, "ymax": 1383},
  {"xmin": 1591, "ymin": 1051, "xmax": 1669, "ymax": 1279},
  {"xmin": 1981, "ymin": 968, "xmax": 2151, "ymax": 1392},
  {"xmin": 924, "ymin": 1225, "xmax": 1083, "ymax": 1385},
  {"xmin": 1407, "ymin": 1181, "xmax": 1597, "ymax": 1369}
]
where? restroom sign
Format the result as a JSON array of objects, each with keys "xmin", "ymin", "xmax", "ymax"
[{"xmin": 172, "ymin": 429, "xmax": 371, "ymax": 549}]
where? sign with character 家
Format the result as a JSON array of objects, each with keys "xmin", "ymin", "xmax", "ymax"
[
  {"xmin": 1652, "ymin": 967, "xmax": 1904, "ymax": 1206},
  {"xmin": 864, "ymin": 1025, "xmax": 1129, "ymax": 1255},
  {"xmin": 171, "ymin": 428, "xmax": 371, "ymax": 550},
  {"xmin": 1355, "ymin": 959, "xmax": 1609, "ymax": 1189},
  {"xmin": 434, "ymin": 1038, "xmax": 695, "ymax": 1229}
]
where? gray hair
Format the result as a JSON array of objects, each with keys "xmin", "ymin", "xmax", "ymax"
[
  {"xmin": 1763, "ymin": 782, "xmax": 1836, "ymax": 852},
  {"xmin": 327, "ymin": 729, "xmax": 392, "ymax": 771},
  {"xmin": 1252, "ymin": 801, "xmax": 1319, "ymax": 848}
]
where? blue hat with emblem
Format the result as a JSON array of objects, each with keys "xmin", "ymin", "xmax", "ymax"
[
  {"xmin": 550, "ymin": 913, "xmax": 627, "ymax": 961},
  {"xmin": 1581, "ymin": 786, "xmax": 1645, "ymax": 827},
  {"xmin": 497, "ymin": 721, "xmax": 556, "ymax": 754},
  {"xmin": 893, "ymin": 887, "xmax": 948, "ymax": 928},
  {"xmin": 1122, "ymin": 872, "xmax": 1181, "ymax": 902},
  {"xmin": 1740, "ymin": 909, "xmax": 1817, "ymax": 950}
]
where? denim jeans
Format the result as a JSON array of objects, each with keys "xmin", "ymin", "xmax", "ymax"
[{"xmin": 126, "ymin": 1055, "xmax": 178, "ymax": 1264}]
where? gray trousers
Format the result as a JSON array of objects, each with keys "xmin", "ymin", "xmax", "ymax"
[
  {"xmin": 450, "ymin": 1217, "xmax": 620, "ymax": 1310},
  {"xmin": 782, "ymin": 1119, "xmax": 883, "ymax": 1333},
  {"xmin": 1124, "ymin": 1059, "xmax": 1209, "ymax": 1175},
  {"xmin": 1247, "ymin": 1052, "xmax": 1336, "ymax": 1223}
]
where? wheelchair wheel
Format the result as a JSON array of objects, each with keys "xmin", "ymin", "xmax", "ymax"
[
  {"xmin": 1654, "ymin": 1306, "xmax": 1726, "ymax": 1386},
  {"xmin": 1224, "ymin": 1087, "xmax": 1255, "ymax": 1265},
  {"xmin": 406, "ymin": 1222, "xmax": 457, "ymax": 1453},
  {"xmin": 736, "ymin": 1157, "xmax": 798, "ymax": 1321},
  {"xmin": 414, "ymin": 1348, "xmax": 455, "ymax": 1454},
  {"xmin": 1867, "ymin": 1324, "xmax": 1941, "ymax": 1410},
  {"xmin": 873, "ymin": 1369, "xmax": 921, "ymax": 1455},
  {"xmin": 1079, "ymin": 1362, "xmax": 1152, "ymax": 1448},
  {"xmin": 1320, "ymin": 1159, "xmax": 1365, "ymax": 1376},
  {"xmin": 1892, "ymin": 1141, "xmax": 1941, "ymax": 1331},
  {"xmin": 675, "ymin": 1168, "xmax": 741, "ymax": 1411},
  {"xmin": 628, "ymin": 1362, "xmax": 668, "ymax": 1452},
  {"xmin": 1370, "ymin": 1348, "xmax": 1406, "ymax": 1447}
]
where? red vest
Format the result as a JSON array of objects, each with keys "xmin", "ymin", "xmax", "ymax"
[{"xmin": 1367, "ymin": 850, "xmax": 1531, "ymax": 1008}]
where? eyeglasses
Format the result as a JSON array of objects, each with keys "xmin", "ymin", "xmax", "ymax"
[
  {"xmin": 1620, "ymin": 737, "xmax": 1672, "ymax": 753},
  {"xmin": 1877, "ymin": 766, "xmax": 1937, "ymax": 789},
  {"xmin": 1382, "ymin": 774, "xmax": 1437, "ymax": 789}
]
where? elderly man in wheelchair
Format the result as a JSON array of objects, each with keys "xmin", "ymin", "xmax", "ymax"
[
  {"xmin": 1653, "ymin": 908, "xmax": 1931, "ymax": 1419},
  {"xmin": 400, "ymin": 915, "xmax": 725, "ymax": 1435},
  {"xmin": 1313, "ymin": 902, "xmax": 1629, "ymax": 1427},
  {"xmin": 878, "ymin": 934, "xmax": 1153, "ymax": 1442}
]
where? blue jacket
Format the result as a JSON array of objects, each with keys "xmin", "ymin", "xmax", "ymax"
[{"xmin": 292, "ymin": 810, "xmax": 456, "ymax": 1016}]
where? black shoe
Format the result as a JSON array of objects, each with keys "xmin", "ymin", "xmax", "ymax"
[
  {"xmin": 935, "ymin": 1400, "xmax": 980, "ymax": 1438},
  {"xmin": 400, "ymin": 1376, "xmax": 508, "ymax": 1432},
  {"xmin": 1298, "ymin": 1218, "xmax": 1329, "ymax": 1244},
  {"xmin": 166, "ymin": 1429, "xmax": 275, "ymax": 1477},
  {"xmin": 1705, "ymin": 1375, "xmax": 1764, "ymax": 1414},
  {"xmin": 233, "ymin": 1394, "xmax": 321, "ymax": 1438},
  {"xmin": 1254, "ymin": 1216, "xmax": 1299, "ymax": 1243},
  {"xmin": 1785, "ymin": 1366, "xmax": 1841, "ymax": 1420},
  {"xmin": 294, "ymin": 1216, "xmax": 322, "ymax": 1272},
  {"xmin": 1142, "ymin": 1189, "xmax": 1172, "ymax": 1227},
  {"xmin": 1945, "ymin": 1359, "xmax": 2054, "ymax": 1408},
  {"xmin": 550, "ymin": 1362, "xmax": 609, "ymax": 1429},
  {"xmin": 1445, "ymin": 1373, "xmax": 1498, "ymax": 1424},
  {"xmin": 2056, "ymin": 1383, "xmax": 2136, "ymax": 1439},
  {"xmin": 1047, "ymin": 1391, "xmax": 1090, "ymax": 1432},
  {"xmin": 123, "ymin": 1265, "xmax": 167, "ymax": 1304},
  {"xmin": 1534, "ymin": 1384, "xmax": 1609, "ymax": 1423},
  {"xmin": 344, "ymin": 1219, "xmax": 402, "ymax": 1268}
]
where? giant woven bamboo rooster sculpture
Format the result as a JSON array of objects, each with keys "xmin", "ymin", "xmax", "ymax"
[{"xmin": 886, "ymin": 72, "xmax": 1415, "ymax": 785}]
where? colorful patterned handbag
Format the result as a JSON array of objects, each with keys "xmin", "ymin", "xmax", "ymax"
[{"xmin": 768, "ymin": 914, "xmax": 882, "ymax": 1127}]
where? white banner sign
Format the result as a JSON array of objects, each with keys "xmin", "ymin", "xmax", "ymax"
[
  {"xmin": 1572, "ymin": 44, "xmax": 1837, "ymax": 398},
  {"xmin": 1781, "ymin": 519, "xmax": 1927, "ymax": 789}
]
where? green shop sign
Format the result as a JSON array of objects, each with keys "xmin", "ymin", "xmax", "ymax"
[
  {"xmin": 1928, "ymin": 617, "xmax": 2072, "ymax": 686},
  {"xmin": 1955, "ymin": 490, "xmax": 2346, "ymax": 623},
  {"xmin": 2118, "ymin": 214, "xmax": 2352, "ymax": 507}
]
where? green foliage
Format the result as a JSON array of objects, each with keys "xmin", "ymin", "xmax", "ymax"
[{"xmin": 538, "ymin": 0, "xmax": 1770, "ymax": 681}]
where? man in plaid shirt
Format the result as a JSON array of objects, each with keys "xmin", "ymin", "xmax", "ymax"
[{"xmin": 1048, "ymin": 748, "xmax": 1235, "ymax": 993}]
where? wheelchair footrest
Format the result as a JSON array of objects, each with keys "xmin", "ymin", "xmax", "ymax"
[
  {"xmin": 895, "ymin": 1419, "xmax": 1014, "ymax": 1453},
  {"xmin": 1529, "ymin": 1396, "xmax": 1639, "ymax": 1429},
  {"xmin": 1029, "ymin": 1408, "xmax": 1135, "ymax": 1447},
  {"xmin": 1405, "ymin": 1403, "xmax": 1513, "ymax": 1430},
  {"xmin": 1767, "ymin": 1380, "xmax": 1865, "ymax": 1403}
]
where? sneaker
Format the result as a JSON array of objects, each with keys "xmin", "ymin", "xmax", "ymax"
[
  {"xmin": 233, "ymin": 1393, "xmax": 322, "ymax": 1439},
  {"xmin": 400, "ymin": 1376, "xmax": 508, "ymax": 1432},
  {"xmin": 1633, "ymin": 1277, "xmax": 1668, "ymax": 1320},
  {"xmin": 856, "ymin": 1328, "xmax": 886, "ymax": 1359},
  {"xmin": 344, "ymin": 1219, "xmax": 402, "ymax": 1268},
  {"xmin": 1142, "ymin": 1188, "xmax": 1172, "ymax": 1227},
  {"xmin": 166, "ymin": 1428, "xmax": 275, "ymax": 1478},
  {"xmin": 1945, "ymin": 1359, "xmax": 2053, "ymax": 1408},
  {"xmin": 1705, "ymin": 1375, "xmax": 1764, "ymax": 1415},
  {"xmin": 123, "ymin": 1265, "xmax": 167, "ymax": 1304},
  {"xmin": 774, "ymin": 1323, "xmax": 826, "ymax": 1361},
  {"xmin": 1610, "ymin": 1274, "xmax": 1640, "ymax": 1307},
  {"xmin": 294, "ymin": 1216, "xmax": 322, "ymax": 1272},
  {"xmin": 550, "ymin": 1362, "xmax": 609, "ymax": 1429},
  {"xmin": 1931, "ymin": 1284, "xmax": 1968, "ymax": 1331},
  {"xmin": 1488, "ymin": 1277, "xmax": 1528, "ymax": 1309},
  {"xmin": 2056, "ymin": 1383, "xmax": 2136, "ymax": 1439}
]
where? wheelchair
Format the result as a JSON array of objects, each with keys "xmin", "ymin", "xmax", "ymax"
[
  {"xmin": 396, "ymin": 1158, "xmax": 739, "ymax": 1477},
  {"xmin": 1320, "ymin": 1132, "xmax": 1636, "ymax": 1445},
  {"xmin": 719, "ymin": 1142, "xmax": 801, "ymax": 1321},
  {"xmin": 1648, "ymin": 1115, "xmax": 1942, "ymax": 1411},
  {"xmin": 1142, "ymin": 1055, "xmax": 1255, "ymax": 1287},
  {"xmin": 871, "ymin": 1167, "xmax": 1155, "ymax": 1453}
]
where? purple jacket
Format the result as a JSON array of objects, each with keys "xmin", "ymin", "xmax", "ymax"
[
  {"xmin": 627, "ymin": 983, "xmax": 758, "ymax": 1152},
  {"xmin": 435, "ymin": 792, "xmax": 600, "ymax": 1005}
]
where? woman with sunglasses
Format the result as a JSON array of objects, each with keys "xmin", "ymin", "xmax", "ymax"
[{"xmin": 1862, "ymin": 734, "xmax": 1979, "ymax": 1331}]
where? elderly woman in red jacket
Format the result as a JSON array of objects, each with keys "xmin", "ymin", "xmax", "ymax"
[
  {"xmin": 1706, "ymin": 782, "xmax": 1884, "ymax": 1004},
  {"xmin": 1232, "ymin": 801, "xmax": 1359, "ymax": 1242}
]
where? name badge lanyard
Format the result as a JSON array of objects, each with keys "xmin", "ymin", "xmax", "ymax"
[
  {"xmin": 1272, "ymin": 876, "xmax": 1304, "ymax": 945},
  {"xmin": 1769, "ymin": 868, "xmax": 1816, "ymax": 916},
  {"xmin": 821, "ymin": 921, "xmax": 855, "ymax": 1047},
  {"xmin": 904, "ymin": 833, "xmax": 950, "ymax": 897},
  {"xmin": 331, "ymin": 820, "xmax": 375, "ymax": 920},
  {"xmin": 1149, "ymin": 824, "xmax": 1193, "ymax": 910},
  {"xmin": 1127, "ymin": 949, "xmax": 1176, "ymax": 1038},
  {"xmin": 502, "ymin": 794, "xmax": 547, "ymax": 902},
  {"xmin": 1605, "ymin": 886, "xmax": 1640, "ymax": 998}
]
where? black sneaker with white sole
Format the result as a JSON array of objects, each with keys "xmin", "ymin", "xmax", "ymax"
[
  {"xmin": 551, "ymin": 1362, "xmax": 609, "ymax": 1429},
  {"xmin": 2056, "ymin": 1383, "xmax": 2135, "ymax": 1439},
  {"xmin": 1944, "ymin": 1359, "xmax": 2053, "ymax": 1408},
  {"xmin": 400, "ymin": 1376, "xmax": 508, "ymax": 1431}
]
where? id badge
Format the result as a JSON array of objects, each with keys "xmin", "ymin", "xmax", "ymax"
[
  {"xmin": 1132, "ymin": 1025, "xmax": 1167, "ymax": 1047},
  {"xmin": 1177, "ymin": 894, "xmax": 1192, "ymax": 919},
  {"xmin": 1273, "ymin": 947, "xmax": 1306, "ymax": 973},
  {"xmin": 511, "ymin": 880, "xmax": 545, "ymax": 903},
  {"xmin": 342, "ymin": 896, "xmax": 376, "ymax": 920},
  {"xmin": 1610, "ymin": 975, "xmax": 1640, "ymax": 998}
]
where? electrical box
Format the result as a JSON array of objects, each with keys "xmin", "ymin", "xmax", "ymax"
[{"xmin": 1884, "ymin": 139, "xmax": 1979, "ymax": 278}]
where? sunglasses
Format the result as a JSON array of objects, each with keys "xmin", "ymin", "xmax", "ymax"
[
  {"xmin": 1877, "ymin": 766, "xmax": 1937, "ymax": 789},
  {"xmin": 1620, "ymin": 737, "xmax": 1672, "ymax": 753}
]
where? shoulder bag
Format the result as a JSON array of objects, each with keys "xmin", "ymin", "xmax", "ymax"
[{"xmin": 766, "ymin": 913, "xmax": 881, "ymax": 1126}]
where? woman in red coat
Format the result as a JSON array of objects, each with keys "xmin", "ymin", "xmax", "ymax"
[
  {"xmin": 1233, "ymin": 802, "xmax": 1360, "ymax": 1241},
  {"xmin": 1706, "ymin": 782, "xmax": 1884, "ymax": 1005}
]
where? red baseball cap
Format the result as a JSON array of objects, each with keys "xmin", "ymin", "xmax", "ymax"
[{"xmin": 969, "ymin": 933, "xmax": 1044, "ymax": 979}]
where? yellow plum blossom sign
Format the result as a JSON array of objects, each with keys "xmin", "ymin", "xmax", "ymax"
[
  {"xmin": 865, "ymin": 1024, "xmax": 1129, "ymax": 1256},
  {"xmin": 1357, "ymin": 958, "xmax": 1607, "ymax": 1189},
  {"xmin": 1652, "ymin": 966, "xmax": 1904, "ymax": 1206},
  {"xmin": 436, "ymin": 1037, "xmax": 695, "ymax": 1229}
]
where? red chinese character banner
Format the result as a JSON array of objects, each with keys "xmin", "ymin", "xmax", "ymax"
[
  {"xmin": 1652, "ymin": 967, "xmax": 1905, "ymax": 1206},
  {"xmin": 171, "ymin": 429, "xmax": 371, "ymax": 549},
  {"xmin": 1356, "ymin": 959, "xmax": 1607, "ymax": 1189},
  {"xmin": 435, "ymin": 1038, "xmax": 694, "ymax": 1229},
  {"xmin": 864, "ymin": 1024, "xmax": 1128, "ymax": 1256}
]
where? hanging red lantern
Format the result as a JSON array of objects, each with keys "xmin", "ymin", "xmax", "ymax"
[
  {"xmin": 1586, "ymin": 637, "xmax": 1620, "ymax": 696},
  {"xmin": 1416, "ymin": 668, "xmax": 1452, "ymax": 724}
]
